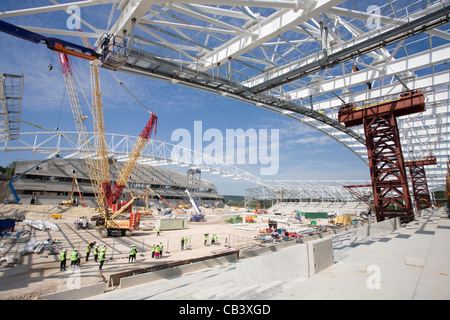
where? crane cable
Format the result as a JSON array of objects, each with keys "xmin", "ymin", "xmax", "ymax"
[{"xmin": 108, "ymin": 71, "xmax": 153, "ymax": 114}]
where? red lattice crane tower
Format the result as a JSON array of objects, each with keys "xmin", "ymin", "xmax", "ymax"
[
  {"xmin": 338, "ymin": 90, "xmax": 426, "ymax": 223},
  {"xmin": 404, "ymin": 155, "xmax": 437, "ymax": 212}
]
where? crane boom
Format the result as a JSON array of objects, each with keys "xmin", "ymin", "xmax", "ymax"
[
  {"xmin": 7, "ymin": 155, "xmax": 60, "ymax": 204},
  {"xmin": 90, "ymin": 64, "xmax": 112, "ymax": 203},
  {"xmin": 57, "ymin": 51, "xmax": 107, "ymax": 213},
  {"xmin": 108, "ymin": 113, "xmax": 158, "ymax": 206}
]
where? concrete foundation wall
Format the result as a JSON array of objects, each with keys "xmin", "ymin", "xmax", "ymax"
[
  {"xmin": 119, "ymin": 254, "xmax": 238, "ymax": 290},
  {"xmin": 235, "ymin": 238, "xmax": 333, "ymax": 287},
  {"xmin": 356, "ymin": 217, "xmax": 400, "ymax": 240},
  {"xmin": 39, "ymin": 282, "xmax": 105, "ymax": 300}
]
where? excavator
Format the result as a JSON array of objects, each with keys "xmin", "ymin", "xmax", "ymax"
[{"xmin": 0, "ymin": 20, "xmax": 157, "ymax": 237}]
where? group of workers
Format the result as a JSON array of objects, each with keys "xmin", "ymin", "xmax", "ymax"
[
  {"xmin": 59, "ymin": 232, "xmax": 223, "ymax": 272},
  {"xmin": 180, "ymin": 236, "xmax": 189, "ymax": 250},
  {"xmin": 151, "ymin": 242, "xmax": 163, "ymax": 259},
  {"xmin": 204, "ymin": 233, "xmax": 219, "ymax": 246},
  {"xmin": 60, "ymin": 243, "xmax": 107, "ymax": 271}
]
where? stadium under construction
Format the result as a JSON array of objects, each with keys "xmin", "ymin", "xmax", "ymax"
[{"xmin": 0, "ymin": 0, "xmax": 449, "ymax": 302}]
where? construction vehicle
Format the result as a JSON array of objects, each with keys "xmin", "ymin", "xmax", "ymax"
[
  {"xmin": 0, "ymin": 20, "xmax": 156, "ymax": 237},
  {"xmin": 74, "ymin": 216, "xmax": 90, "ymax": 230},
  {"xmin": 59, "ymin": 176, "xmax": 86, "ymax": 206},
  {"xmin": 0, "ymin": 20, "xmax": 128, "ymax": 70},
  {"xmin": 226, "ymin": 215, "xmax": 243, "ymax": 224},
  {"xmin": 6, "ymin": 154, "xmax": 60, "ymax": 204},
  {"xmin": 186, "ymin": 189, "xmax": 205, "ymax": 222},
  {"xmin": 148, "ymin": 187, "xmax": 184, "ymax": 215},
  {"xmin": 61, "ymin": 33, "xmax": 156, "ymax": 237},
  {"xmin": 245, "ymin": 215, "xmax": 256, "ymax": 223},
  {"xmin": 335, "ymin": 215, "xmax": 353, "ymax": 226}
]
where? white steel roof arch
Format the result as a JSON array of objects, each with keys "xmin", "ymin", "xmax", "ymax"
[
  {"xmin": 0, "ymin": 0, "xmax": 449, "ymax": 191},
  {"xmin": 1, "ymin": 130, "xmax": 271, "ymax": 187}
]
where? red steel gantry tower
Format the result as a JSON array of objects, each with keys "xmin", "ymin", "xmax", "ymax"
[
  {"xmin": 404, "ymin": 155, "xmax": 437, "ymax": 212},
  {"xmin": 338, "ymin": 90, "xmax": 426, "ymax": 223}
]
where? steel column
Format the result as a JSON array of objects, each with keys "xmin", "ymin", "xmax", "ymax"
[
  {"xmin": 405, "ymin": 156, "xmax": 437, "ymax": 212},
  {"xmin": 408, "ymin": 165, "xmax": 432, "ymax": 211},
  {"xmin": 339, "ymin": 90, "xmax": 426, "ymax": 223},
  {"xmin": 363, "ymin": 113, "xmax": 413, "ymax": 222}
]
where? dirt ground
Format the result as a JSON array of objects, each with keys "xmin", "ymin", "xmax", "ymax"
[{"xmin": 0, "ymin": 204, "xmax": 280, "ymax": 300}]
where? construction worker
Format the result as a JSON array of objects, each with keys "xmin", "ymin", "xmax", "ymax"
[
  {"xmin": 129, "ymin": 245, "xmax": 137, "ymax": 263},
  {"xmin": 152, "ymin": 243, "xmax": 156, "ymax": 258},
  {"xmin": 99, "ymin": 247, "xmax": 106, "ymax": 270},
  {"xmin": 93, "ymin": 245, "xmax": 99, "ymax": 262},
  {"xmin": 159, "ymin": 242, "xmax": 163, "ymax": 258},
  {"xmin": 70, "ymin": 248, "xmax": 78, "ymax": 269},
  {"xmin": 157, "ymin": 227, "xmax": 160, "ymax": 236},
  {"xmin": 184, "ymin": 236, "xmax": 188, "ymax": 249},
  {"xmin": 180, "ymin": 237, "xmax": 185, "ymax": 250},
  {"xmin": 60, "ymin": 249, "xmax": 67, "ymax": 271},
  {"xmin": 85, "ymin": 244, "xmax": 91, "ymax": 261},
  {"xmin": 204, "ymin": 234, "xmax": 208, "ymax": 246},
  {"xmin": 155, "ymin": 243, "xmax": 160, "ymax": 259}
]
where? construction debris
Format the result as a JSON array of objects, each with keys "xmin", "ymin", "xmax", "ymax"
[
  {"xmin": 19, "ymin": 238, "xmax": 62, "ymax": 255},
  {"xmin": 23, "ymin": 219, "xmax": 60, "ymax": 231},
  {"xmin": 0, "ymin": 255, "xmax": 18, "ymax": 266}
]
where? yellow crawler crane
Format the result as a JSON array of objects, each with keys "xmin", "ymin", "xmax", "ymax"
[{"xmin": 59, "ymin": 50, "xmax": 157, "ymax": 237}]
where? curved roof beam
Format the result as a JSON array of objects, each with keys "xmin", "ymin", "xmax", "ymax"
[{"xmin": 1, "ymin": 131, "xmax": 272, "ymax": 187}]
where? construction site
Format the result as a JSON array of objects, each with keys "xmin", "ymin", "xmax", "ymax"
[{"xmin": 0, "ymin": 0, "xmax": 450, "ymax": 303}]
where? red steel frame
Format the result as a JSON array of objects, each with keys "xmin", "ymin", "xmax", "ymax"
[
  {"xmin": 363, "ymin": 113, "xmax": 413, "ymax": 222},
  {"xmin": 339, "ymin": 90, "xmax": 426, "ymax": 223},
  {"xmin": 404, "ymin": 156, "xmax": 437, "ymax": 212}
]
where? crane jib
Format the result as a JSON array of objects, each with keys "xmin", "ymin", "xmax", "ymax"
[{"xmin": 139, "ymin": 114, "xmax": 158, "ymax": 140}]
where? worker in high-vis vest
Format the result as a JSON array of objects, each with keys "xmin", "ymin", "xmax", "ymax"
[
  {"xmin": 128, "ymin": 245, "xmax": 137, "ymax": 263},
  {"xmin": 99, "ymin": 248, "xmax": 106, "ymax": 270},
  {"xmin": 60, "ymin": 249, "xmax": 67, "ymax": 271},
  {"xmin": 159, "ymin": 242, "xmax": 163, "ymax": 258},
  {"xmin": 70, "ymin": 248, "xmax": 78, "ymax": 269},
  {"xmin": 85, "ymin": 244, "xmax": 91, "ymax": 261},
  {"xmin": 204, "ymin": 234, "xmax": 208, "ymax": 246},
  {"xmin": 152, "ymin": 243, "xmax": 156, "ymax": 258},
  {"xmin": 93, "ymin": 245, "xmax": 99, "ymax": 262}
]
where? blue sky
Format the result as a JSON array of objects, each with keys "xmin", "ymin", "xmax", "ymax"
[{"xmin": 0, "ymin": 1, "xmax": 371, "ymax": 195}]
